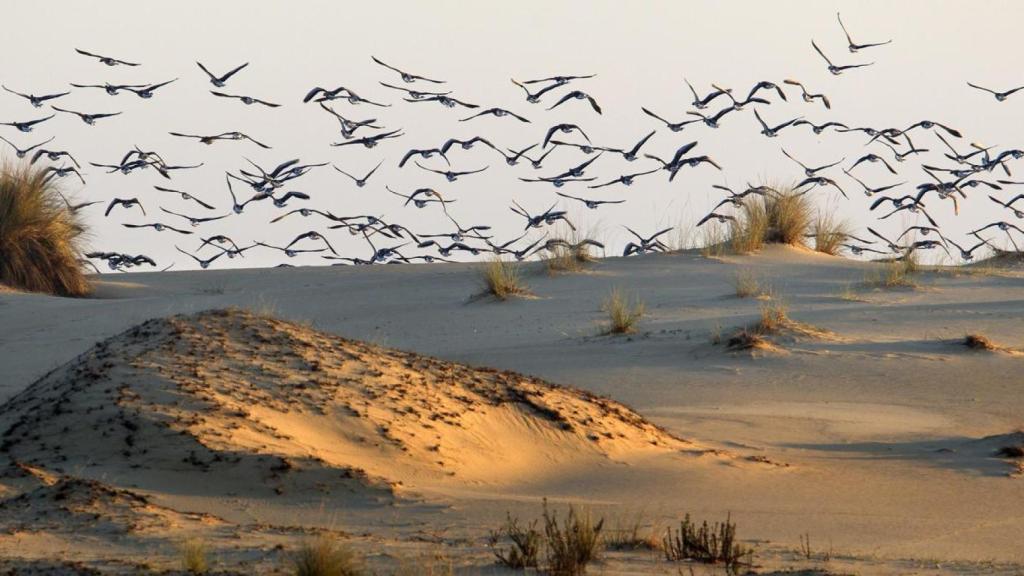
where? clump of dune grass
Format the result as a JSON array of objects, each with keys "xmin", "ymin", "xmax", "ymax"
[
  {"xmin": 604, "ymin": 512, "xmax": 661, "ymax": 551},
  {"xmin": 963, "ymin": 333, "xmax": 1000, "ymax": 351},
  {"xmin": 602, "ymin": 288, "xmax": 645, "ymax": 334},
  {"xmin": 730, "ymin": 268, "xmax": 763, "ymax": 298},
  {"xmin": 727, "ymin": 184, "xmax": 813, "ymax": 253},
  {"xmin": 755, "ymin": 300, "xmax": 789, "ymax": 334},
  {"xmin": 662, "ymin": 513, "xmax": 751, "ymax": 573},
  {"xmin": 180, "ymin": 538, "xmax": 209, "ymax": 574},
  {"xmin": 543, "ymin": 502, "xmax": 604, "ymax": 576},
  {"xmin": 810, "ymin": 211, "xmax": 851, "ymax": 255},
  {"xmin": 544, "ymin": 229, "xmax": 600, "ymax": 275},
  {"xmin": 489, "ymin": 512, "xmax": 541, "ymax": 569},
  {"xmin": 0, "ymin": 161, "xmax": 90, "ymax": 296},
  {"xmin": 699, "ymin": 221, "xmax": 730, "ymax": 258},
  {"xmin": 479, "ymin": 257, "xmax": 529, "ymax": 300},
  {"xmin": 863, "ymin": 257, "xmax": 917, "ymax": 289},
  {"xmin": 291, "ymin": 538, "xmax": 363, "ymax": 576}
]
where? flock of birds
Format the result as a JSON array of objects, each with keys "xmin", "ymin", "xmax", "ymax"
[{"xmin": 3, "ymin": 15, "xmax": 1024, "ymax": 272}]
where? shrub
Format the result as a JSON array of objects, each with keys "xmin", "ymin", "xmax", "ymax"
[
  {"xmin": 662, "ymin": 513, "xmax": 751, "ymax": 573},
  {"xmin": 291, "ymin": 538, "xmax": 363, "ymax": 576},
  {"xmin": 489, "ymin": 512, "xmax": 541, "ymax": 569},
  {"xmin": 480, "ymin": 257, "xmax": 528, "ymax": 300},
  {"xmin": 543, "ymin": 502, "xmax": 604, "ymax": 576},
  {"xmin": 602, "ymin": 289, "xmax": 645, "ymax": 334},
  {"xmin": 180, "ymin": 538, "xmax": 209, "ymax": 574},
  {"xmin": 0, "ymin": 161, "xmax": 89, "ymax": 296}
]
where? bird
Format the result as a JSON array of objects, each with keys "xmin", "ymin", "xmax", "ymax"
[
  {"xmin": 782, "ymin": 148, "xmax": 843, "ymax": 177},
  {"xmin": 753, "ymin": 109, "xmax": 801, "ymax": 137},
  {"xmin": 849, "ymin": 153, "xmax": 898, "ymax": 174},
  {"xmin": 30, "ymin": 148, "xmax": 80, "ymax": 168},
  {"xmin": 331, "ymin": 129, "xmax": 403, "ymax": 148},
  {"xmin": 41, "ymin": 165, "xmax": 85, "ymax": 185},
  {"xmin": 879, "ymin": 133, "xmax": 929, "ymax": 162},
  {"xmin": 622, "ymin": 226, "xmax": 673, "ymax": 255},
  {"xmin": 522, "ymin": 73, "xmax": 596, "ymax": 86},
  {"xmin": 154, "ymin": 186, "xmax": 216, "ymax": 210},
  {"xmin": 967, "ymin": 82, "xmax": 1024, "ymax": 102},
  {"xmin": 371, "ymin": 56, "xmax": 445, "ymax": 83},
  {"xmin": 846, "ymin": 169, "xmax": 906, "ymax": 197},
  {"xmin": 334, "ymin": 161, "xmax": 383, "ymax": 187},
  {"xmin": 795, "ymin": 176, "xmax": 848, "ymax": 198},
  {"xmin": 122, "ymin": 222, "xmax": 193, "ymax": 235},
  {"xmin": 542, "ymin": 124, "xmax": 590, "ymax": 148},
  {"xmin": 510, "ymin": 201, "xmax": 576, "ymax": 231},
  {"xmin": 782, "ymin": 79, "xmax": 831, "ymax": 109},
  {"xmin": 588, "ymin": 168, "xmax": 659, "ymax": 189},
  {"xmin": 746, "ymin": 80, "xmax": 787, "ymax": 102},
  {"xmin": 105, "ymin": 198, "xmax": 145, "ymax": 217},
  {"xmin": 169, "ymin": 131, "xmax": 271, "ymax": 149},
  {"xmin": 837, "ymin": 12, "xmax": 892, "ymax": 52},
  {"xmin": 210, "ymin": 91, "xmax": 280, "ymax": 107},
  {"xmin": 904, "ymin": 120, "xmax": 962, "ymax": 138},
  {"xmin": 70, "ymin": 82, "xmax": 146, "ymax": 96},
  {"xmin": 684, "ymin": 79, "xmax": 732, "ymax": 109},
  {"xmin": 696, "ymin": 211, "xmax": 737, "ymax": 227},
  {"xmin": 159, "ymin": 207, "xmax": 230, "ymax": 227},
  {"xmin": 378, "ymin": 81, "xmax": 451, "ymax": 100},
  {"xmin": 56, "ymin": 192, "xmax": 101, "ymax": 214},
  {"xmin": 440, "ymin": 136, "xmax": 497, "ymax": 155},
  {"xmin": 555, "ymin": 191, "xmax": 625, "ymax": 209},
  {"xmin": 868, "ymin": 193, "xmax": 922, "ymax": 210},
  {"xmin": 947, "ymin": 237, "xmax": 992, "ymax": 261},
  {"xmin": 51, "ymin": 106, "xmax": 121, "ymax": 125},
  {"xmin": 708, "ymin": 184, "xmax": 769, "ymax": 210},
  {"xmin": 2, "ymin": 86, "xmax": 70, "ymax": 107},
  {"xmin": 176, "ymin": 246, "xmax": 227, "ymax": 269},
  {"xmin": 685, "ymin": 106, "xmax": 738, "ymax": 129},
  {"xmin": 255, "ymin": 241, "xmax": 327, "ymax": 258},
  {"xmin": 399, "ymin": 148, "xmax": 449, "ymax": 168},
  {"xmin": 404, "ymin": 95, "xmax": 476, "ymax": 109},
  {"xmin": 196, "ymin": 61, "xmax": 249, "ymax": 87},
  {"xmin": 896, "ymin": 226, "xmax": 946, "ymax": 243},
  {"xmin": 880, "ymin": 203, "xmax": 938, "ymax": 228},
  {"xmin": 510, "ymin": 78, "xmax": 563, "ymax": 103},
  {"xmin": 414, "ymin": 162, "xmax": 488, "ymax": 182},
  {"xmin": 866, "ymin": 228, "xmax": 904, "ymax": 253},
  {"xmin": 0, "ymin": 135, "xmax": 53, "ymax": 158},
  {"xmin": 1, "ymin": 115, "xmax": 55, "ymax": 132},
  {"xmin": 75, "ymin": 48, "xmax": 139, "ymax": 66},
  {"xmin": 792, "ymin": 120, "xmax": 849, "ymax": 134},
  {"xmin": 459, "ymin": 108, "xmax": 530, "ymax": 123},
  {"xmin": 811, "ymin": 40, "xmax": 873, "ymax": 75},
  {"xmin": 905, "ymin": 240, "xmax": 950, "ymax": 258},
  {"xmin": 386, "ymin": 186, "xmax": 455, "ymax": 209},
  {"xmin": 989, "ymin": 194, "xmax": 1024, "ymax": 219},
  {"xmin": 599, "ymin": 131, "xmax": 656, "ymax": 162},
  {"xmin": 641, "ymin": 107, "xmax": 699, "ymax": 132},
  {"xmin": 127, "ymin": 79, "xmax": 177, "ymax": 99},
  {"xmin": 285, "ymin": 231, "xmax": 338, "ymax": 255},
  {"xmin": 546, "ymin": 90, "xmax": 602, "ymax": 114}
]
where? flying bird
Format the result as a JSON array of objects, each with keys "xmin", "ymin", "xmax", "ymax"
[
  {"xmin": 837, "ymin": 12, "xmax": 892, "ymax": 52},
  {"xmin": 966, "ymin": 82, "xmax": 1024, "ymax": 102},
  {"xmin": 51, "ymin": 106, "xmax": 121, "ymax": 125},
  {"xmin": 210, "ymin": 91, "xmax": 280, "ymax": 107},
  {"xmin": 371, "ymin": 56, "xmax": 445, "ymax": 83},
  {"xmin": 196, "ymin": 61, "xmax": 249, "ymax": 87},
  {"xmin": 811, "ymin": 40, "xmax": 873, "ymax": 75},
  {"xmin": 547, "ymin": 90, "xmax": 602, "ymax": 114},
  {"xmin": 2, "ymin": 86, "xmax": 70, "ymax": 107},
  {"xmin": 75, "ymin": 48, "xmax": 139, "ymax": 66}
]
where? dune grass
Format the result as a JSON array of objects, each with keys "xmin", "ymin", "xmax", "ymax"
[
  {"xmin": 179, "ymin": 538, "xmax": 209, "ymax": 574},
  {"xmin": 602, "ymin": 288, "xmax": 645, "ymax": 334},
  {"xmin": 863, "ymin": 257, "xmax": 918, "ymax": 289},
  {"xmin": 542, "ymin": 502, "xmax": 604, "ymax": 576},
  {"xmin": 0, "ymin": 160, "xmax": 90, "ymax": 296},
  {"xmin": 490, "ymin": 513, "xmax": 541, "ymax": 569},
  {"xmin": 291, "ymin": 538, "xmax": 363, "ymax": 576},
  {"xmin": 810, "ymin": 211, "xmax": 850, "ymax": 255},
  {"xmin": 730, "ymin": 268, "xmax": 763, "ymax": 298},
  {"xmin": 544, "ymin": 227, "xmax": 600, "ymax": 274},
  {"xmin": 603, "ymin": 512, "xmax": 661, "ymax": 552},
  {"xmin": 479, "ymin": 257, "xmax": 529, "ymax": 300},
  {"xmin": 662, "ymin": 513, "xmax": 751, "ymax": 573},
  {"xmin": 729, "ymin": 185, "xmax": 812, "ymax": 254}
]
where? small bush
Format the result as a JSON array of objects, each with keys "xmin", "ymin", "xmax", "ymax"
[
  {"xmin": 489, "ymin": 512, "xmax": 541, "ymax": 569},
  {"xmin": 663, "ymin": 513, "xmax": 751, "ymax": 573},
  {"xmin": 480, "ymin": 257, "xmax": 528, "ymax": 300},
  {"xmin": 291, "ymin": 538, "xmax": 363, "ymax": 576},
  {"xmin": 730, "ymin": 269, "xmax": 762, "ymax": 298},
  {"xmin": 0, "ymin": 161, "xmax": 90, "ymax": 296},
  {"xmin": 810, "ymin": 211, "xmax": 850, "ymax": 255},
  {"xmin": 180, "ymin": 539, "xmax": 209, "ymax": 574},
  {"xmin": 602, "ymin": 289, "xmax": 645, "ymax": 334},
  {"xmin": 543, "ymin": 502, "xmax": 604, "ymax": 576}
]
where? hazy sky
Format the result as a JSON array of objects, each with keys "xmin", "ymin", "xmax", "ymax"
[{"xmin": 2, "ymin": 0, "xmax": 1022, "ymax": 270}]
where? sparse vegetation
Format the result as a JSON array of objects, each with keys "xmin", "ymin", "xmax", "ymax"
[
  {"xmin": 180, "ymin": 538, "xmax": 209, "ymax": 574},
  {"xmin": 602, "ymin": 288, "xmax": 645, "ymax": 334},
  {"xmin": 725, "ymin": 328, "xmax": 771, "ymax": 351},
  {"xmin": 480, "ymin": 257, "xmax": 529, "ymax": 300},
  {"xmin": 810, "ymin": 211, "xmax": 850, "ymax": 255},
  {"xmin": 662, "ymin": 513, "xmax": 751, "ymax": 573},
  {"xmin": 729, "ymin": 185, "xmax": 812, "ymax": 254},
  {"xmin": 490, "ymin": 512, "xmax": 541, "ymax": 569},
  {"xmin": 699, "ymin": 221, "xmax": 729, "ymax": 258},
  {"xmin": 730, "ymin": 268, "xmax": 763, "ymax": 298},
  {"xmin": 604, "ymin": 512, "xmax": 661, "ymax": 551},
  {"xmin": 863, "ymin": 258, "xmax": 917, "ymax": 289},
  {"xmin": 755, "ymin": 300, "xmax": 790, "ymax": 334},
  {"xmin": 544, "ymin": 233, "xmax": 599, "ymax": 274},
  {"xmin": 542, "ymin": 502, "xmax": 604, "ymax": 576},
  {"xmin": 0, "ymin": 161, "xmax": 90, "ymax": 296},
  {"xmin": 291, "ymin": 538, "xmax": 363, "ymax": 576},
  {"xmin": 963, "ymin": 333, "xmax": 998, "ymax": 351},
  {"xmin": 798, "ymin": 532, "xmax": 832, "ymax": 562},
  {"xmin": 837, "ymin": 282, "xmax": 866, "ymax": 302}
]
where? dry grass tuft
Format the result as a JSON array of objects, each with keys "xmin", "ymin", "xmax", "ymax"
[
  {"xmin": 180, "ymin": 538, "xmax": 209, "ymax": 574},
  {"xmin": 543, "ymin": 502, "xmax": 604, "ymax": 576},
  {"xmin": 291, "ymin": 538, "xmax": 363, "ymax": 576},
  {"xmin": 479, "ymin": 257, "xmax": 529, "ymax": 300},
  {"xmin": 729, "ymin": 184, "xmax": 812, "ymax": 253},
  {"xmin": 604, "ymin": 512, "xmax": 661, "ymax": 552},
  {"xmin": 810, "ymin": 211, "xmax": 851, "ymax": 255},
  {"xmin": 730, "ymin": 268, "xmax": 763, "ymax": 298},
  {"xmin": 863, "ymin": 258, "xmax": 917, "ymax": 289},
  {"xmin": 602, "ymin": 288, "xmax": 645, "ymax": 334},
  {"xmin": 0, "ymin": 160, "xmax": 90, "ymax": 296},
  {"xmin": 755, "ymin": 300, "xmax": 790, "ymax": 334},
  {"xmin": 725, "ymin": 329, "xmax": 773, "ymax": 351},
  {"xmin": 490, "ymin": 513, "xmax": 541, "ymax": 569},
  {"xmin": 963, "ymin": 333, "xmax": 999, "ymax": 351},
  {"xmin": 663, "ymin": 513, "xmax": 751, "ymax": 573}
]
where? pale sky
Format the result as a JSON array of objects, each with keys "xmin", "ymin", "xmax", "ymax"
[{"xmin": 2, "ymin": 0, "xmax": 1022, "ymax": 270}]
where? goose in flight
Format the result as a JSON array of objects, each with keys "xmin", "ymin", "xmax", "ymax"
[
  {"xmin": 988, "ymin": 194, "xmax": 1024, "ymax": 219},
  {"xmin": 896, "ymin": 226, "xmax": 946, "ymax": 243},
  {"xmin": 696, "ymin": 211, "xmax": 737, "ymax": 227},
  {"xmin": 440, "ymin": 136, "xmax": 497, "ymax": 155},
  {"xmin": 256, "ymin": 241, "xmax": 328, "ymax": 258},
  {"xmin": 497, "ymin": 143, "xmax": 537, "ymax": 166},
  {"xmin": 371, "ymin": 56, "xmax": 445, "ymax": 84},
  {"xmin": 867, "ymin": 227, "xmax": 904, "ymax": 253},
  {"xmin": 837, "ymin": 12, "xmax": 892, "ymax": 52},
  {"xmin": 460, "ymin": 107, "xmax": 530, "ymax": 123},
  {"xmin": 967, "ymin": 82, "xmax": 1024, "ymax": 102},
  {"xmin": 334, "ymin": 161, "xmax": 383, "ymax": 187},
  {"xmin": 210, "ymin": 91, "xmax": 280, "ymax": 107},
  {"xmin": 154, "ymin": 185, "xmax": 215, "ymax": 210},
  {"xmin": 868, "ymin": 193, "xmax": 922, "ymax": 211},
  {"xmin": 286, "ymin": 231, "xmax": 338, "ymax": 255},
  {"xmin": 947, "ymin": 237, "xmax": 992, "ymax": 261},
  {"xmin": 2, "ymin": 86, "xmax": 70, "ymax": 107},
  {"xmin": 588, "ymin": 168, "xmax": 659, "ymax": 189},
  {"xmin": 782, "ymin": 79, "xmax": 831, "ymax": 109},
  {"xmin": 56, "ymin": 192, "xmax": 101, "ymax": 214},
  {"xmin": 904, "ymin": 120, "xmax": 962, "ymax": 138},
  {"xmin": 879, "ymin": 133, "xmax": 928, "ymax": 162},
  {"xmin": 70, "ymin": 82, "xmax": 146, "ymax": 95},
  {"xmin": 542, "ymin": 123, "xmax": 590, "ymax": 148},
  {"xmin": 844, "ymin": 169, "xmax": 905, "ymax": 197},
  {"xmin": 522, "ymin": 73, "xmax": 595, "ymax": 86},
  {"xmin": 404, "ymin": 94, "xmax": 476, "ymax": 109},
  {"xmin": 795, "ymin": 176, "xmax": 848, "ymax": 199},
  {"xmin": 105, "ymin": 197, "xmax": 145, "ymax": 217},
  {"xmin": 0, "ymin": 135, "xmax": 53, "ymax": 157},
  {"xmin": 318, "ymin": 102, "xmax": 382, "ymax": 139},
  {"xmin": 782, "ymin": 148, "xmax": 843, "ymax": 177},
  {"xmin": 399, "ymin": 147, "xmax": 449, "ymax": 168},
  {"xmin": 169, "ymin": 131, "xmax": 271, "ymax": 149},
  {"xmin": 746, "ymin": 80, "xmax": 787, "ymax": 102},
  {"xmin": 331, "ymin": 129, "xmax": 403, "ymax": 148},
  {"xmin": 127, "ymin": 79, "xmax": 177, "ymax": 99},
  {"xmin": 792, "ymin": 120, "xmax": 849, "ymax": 135},
  {"xmin": 510, "ymin": 201, "xmax": 576, "ymax": 231},
  {"xmin": 41, "ymin": 165, "xmax": 85, "ymax": 185},
  {"xmin": 547, "ymin": 90, "xmax": 602, "ymax": 114},
  {"xmin": 196, "ymin": 61, "xmax": 249, "ymax": 87},
  {"xmin": 849, "ymin": 153, "xmax": 898, "ymax": 174},
  {"xmin": 880, "ymin": 202, "xmax": 938, "ymax": 228},
  {"xmin": 414, "ymin": 162, "xmax": 488, "ymax": 182},
  {"xmin": 510, "ymin": 78, "xmax": 563, "ymax": 103},
  {"xmin": 684, "ymin": 79, "xmax": 732, "ymax": 110},
  {"xmin": 51, "ymin": 106, "xmax": 121, "ymax": 125},
  {"xmin": 812, "ymin": 40, "xmax": 873, "ymax": 75},
  {"xmin": 686, "ymin": 105, "xmax": 739, "ymax": 129},
  {"xmin": 387, "ymin": 186, "xmax": 456, "ymax": 209},
  {"xmin": 176, "ymin": 246, "xmax": 227, "ymax": 269},
  {"xmin": 30, "ymin": 148, "xmax": 80, "ymax": 168},
  {"xmin": 622, "ymin": 226, "xmax": 672, "ymax": 255},
  {"xmin": 378, "ymin": 81, "xmax": 451, "ymax": 100},
  {"xmin": 122, "ymin": 222, "xmax": 193, "ymax": 235},
  {"xmin": 159, "ymin": 207, "xmax": 230, "ymax": 227},
  {"xmin": 599, "ymin": 130, "xmax": 655, "ymax": 162},
  {"xmin": 555, "ymin": 191, "xmax": 625, "ymax": 209},
  {"xmin": 641, "ymin": 107, "xmax": 699, "ymax": 132},
  {"xmin": 753, "ymin": 109, "xmax": 801, "ymax": 137},
  {"xmin": 75, "ymin": 48, "xmax": 139, "ymax": 66},
  {"xmin": 2, "ymin": 115, "xmax": 55, "ymax": 132},
  {"xmin": 708, "ymin": 184, "xmax": 769, "ymax": 210}
]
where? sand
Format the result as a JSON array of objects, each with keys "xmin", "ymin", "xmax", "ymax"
[{"xmin": 1, "ymin": 246, "xmax": 1023, "ymax": 574}]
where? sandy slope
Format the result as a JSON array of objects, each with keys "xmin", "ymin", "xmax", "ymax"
[{"xmin": 1, "ymin": 246, "xmax": 1024, "ymax": 573}]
